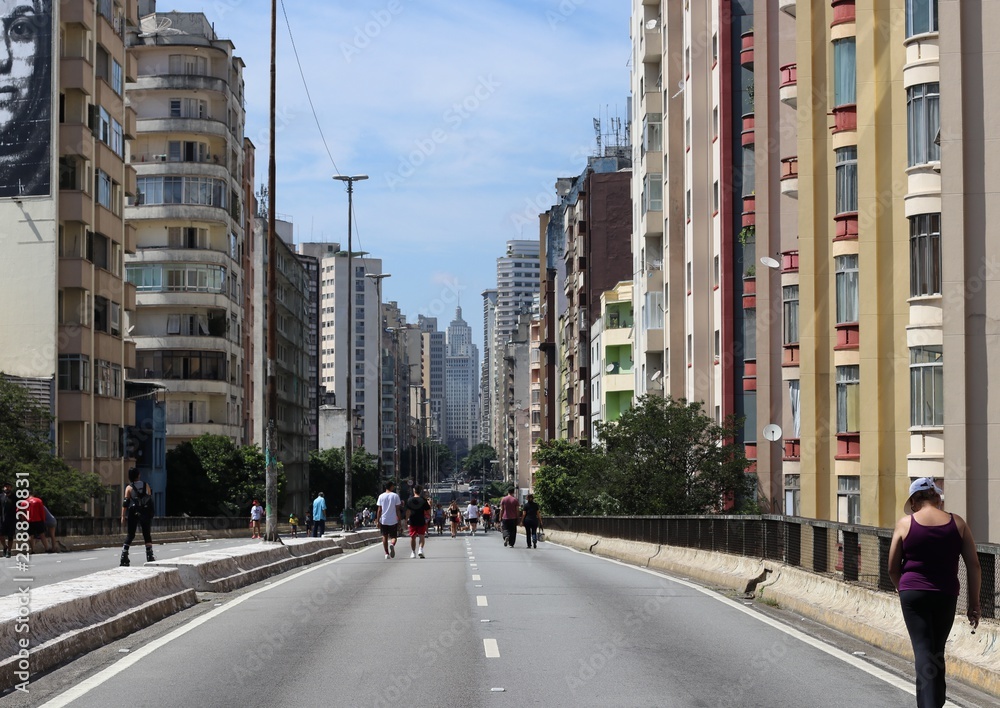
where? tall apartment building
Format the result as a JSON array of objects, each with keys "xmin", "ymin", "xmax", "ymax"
[
  {"xmin": 632, "ymin": 0, "xmax": 1000, "ymax": 541},
  {"xmin": 479, "ymin": 289, "xmax": 497, "ymax": 446},
  {"xmin": 489, "ymin": 241, "xmax": 540, "ymax": 450},
  {"xmin": 298, "ymin": 242, "xmax": 383, "ymax": 456},
  {"xmin": 418, "ymin": 315, "xmax": 446, "ymax": 445},
  {"xmin": 0, "ymin": 0, "xmax": 140, "ymax": 513},
  {"xmin": 444, "ymin": 307, "xmax": 479, "ymax": 461},
  {"xmin": 252, "ymin": 217, "xmax": 311, "ymax": 515},
  {"xmin": 125, "ymin": 8, "xmax": 248, "ymax": 450}
]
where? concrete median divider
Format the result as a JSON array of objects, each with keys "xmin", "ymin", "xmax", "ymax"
[
  {"xmin": 545, "ymin": 529, "xmax": 1000, "ymax": 700},
  {"xmin": 0, "ymin": 567, "xmax": 196, "ymax": 692}
]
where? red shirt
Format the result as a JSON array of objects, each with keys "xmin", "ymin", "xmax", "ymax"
[
  {"xmin": 26, "ymin": 496, "xmax": 45, "ymax": 523},
  {"xmin": 500, "ymin": 494, "xmax": 519, "ymax": 520}
]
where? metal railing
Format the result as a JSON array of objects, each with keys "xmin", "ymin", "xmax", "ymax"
[
  {"xmin": 546, "ymin": 514, "xmax": 998, "ymax": 622},
  {"xmin": 54, "ymin": 516, "xmax": 250, "ymax": 537}
]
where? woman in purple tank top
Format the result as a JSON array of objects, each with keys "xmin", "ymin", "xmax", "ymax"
[{"xmin": 888, "ymin": 478, "xmax": 982, "ymax": 708}]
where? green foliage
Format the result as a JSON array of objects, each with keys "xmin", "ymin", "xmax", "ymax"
[
  {"xmin": 461, "ymin": 443, "xmax": 498, "ymax": 476},
  {"xmin": 532, "ymin": 439, "xmax": 600, "ymax": 516},
  {"xmin": 165, "ymin": 435, "xmax": 284, "ymax": 516},
  {"xmin": 596, "ymin": 396, "xmax": 754, "ymax": 515},
  {"xmin": 356, "ymin": 495, "xmax": 377, "ymax": 512},
  {"xmin": 308, "ymin": 446, "xmax": 380, "ymax": 514},
  {"xmin": 0, "ymin": 376, "xmax": 105, "ymax": 515},
  {"xmin": 738, "ymin": 224, "xmax": 755, "ymax": 245}
]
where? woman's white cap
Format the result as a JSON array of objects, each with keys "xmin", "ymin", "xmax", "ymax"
[{"xmin": 905, "ymin": 477, "xmax": 943, "ymax": 514}]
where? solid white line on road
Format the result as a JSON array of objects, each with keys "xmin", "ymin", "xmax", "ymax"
[
  {"xmin": 484, "ymin": 638, "xmax": 500, "ymax": 658},
  {"xmin": 477, "ymin": 596, "xmax": 488, "ymax": 606},
  {"xmin": 560, "ymin": 543, "xmax": 961, "ymax": 707},
  {"xmin": 38, "ymin": 545, "xmax": 368, "ymax": 708},
  {"xmin": 472, "ymin": 574, "xmax": 481, "ymax": 580}
]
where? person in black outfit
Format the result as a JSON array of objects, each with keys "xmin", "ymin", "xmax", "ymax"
[
  {"xmin": 521, "ymin": 493, "xmax": 542, "ymax": 548},
  {"xmin": 120, "ymin": 468, "xmax": 155, "ymax": 566},
  {"xmin": 0, "ymin": 482, "xmax": 16, "ymax": 558}
]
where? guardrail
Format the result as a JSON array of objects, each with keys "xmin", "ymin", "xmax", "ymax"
[{"xmin": 545, "ymin": 514, "xmax": 998, "ymax": 622}]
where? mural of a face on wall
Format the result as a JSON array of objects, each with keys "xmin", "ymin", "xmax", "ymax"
[{"xmin": 0, "ymin": 0, "xmax": 51, "ymax": 198}]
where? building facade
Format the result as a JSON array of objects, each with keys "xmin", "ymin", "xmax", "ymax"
[
  {"xmin": 125, "ymin": 9, "xmax": 248, "ymax": 450},
  {"xmin": 444, "ymin": 307, "xmax": 479, "ymax": 462},
  {"xmin": 479, "ymin": 289, "xmax": 497, "ymax": 446},
  {"xmin": 0, "ymin": 0, "xmax": 140, "ymax": 512}
]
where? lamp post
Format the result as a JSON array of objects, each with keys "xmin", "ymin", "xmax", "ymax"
[
  {"xmin": 366, "ymin": 273, "xmax": 391, "ymax": 484},
  {"xmin": 333, "ymin": 174, "xmax": 367, "ymax": 527}
]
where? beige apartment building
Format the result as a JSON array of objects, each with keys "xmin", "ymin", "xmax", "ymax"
[
  {"xmin": 0, "ymin": 0, "xmax": 139, "ymax": 513},
  {"xmin": 124, "ymin": 8, "xmax": 249, "ymax": 449},
  {"xmin": 632, "ymin": 0, "xmax": 1000, "ymax": 542}
]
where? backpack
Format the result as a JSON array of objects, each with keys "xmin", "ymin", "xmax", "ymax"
[{"xmin": 128, "ymin": 480, "xmax": 153, "ymax": 516}]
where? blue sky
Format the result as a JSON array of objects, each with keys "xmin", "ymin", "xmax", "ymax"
[{"xmin": 203, "ymin": 0, "xmax": 631, "ymax": 346}]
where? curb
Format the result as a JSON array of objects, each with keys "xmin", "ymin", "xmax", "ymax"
[{"xmin": 546, "ymin": 529, "xmax": 1000, "ymax": 701}]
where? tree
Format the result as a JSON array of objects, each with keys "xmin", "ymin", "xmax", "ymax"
[
  {"xmin": 0, "ymin": 376, "xmax": 105, "ymax": 515},
  {"xmin": 308, "ymin": 447, "xmax": 380, "ymax": 515},
  {"xmin": 532, "ymin": 439, "xmax": 600, "ymax": 516},
  {"xmin": 461, "ymin": 443, "xmax": 498, "ymax": 479},
  {"xmin": 596, "ymin": 395, "xmax": 754, "ymax": 515}
]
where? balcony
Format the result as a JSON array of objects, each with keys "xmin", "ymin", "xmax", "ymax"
[
  {"xmin": 136, "ymin": 116, "xmax": 234, "ymax": 142},
  {"xmin": 742, "ymin": 194, "xmax": 755, "ymax": 227},
  {"xmin": 834, "ymin": 212, "xmax": 859, "ymax": 241},
  {"xmin": 740, "ymin": 31, "xmax": 754, "ymax": 69},
  {"xmin": 133, "ymin": 74, "xmax": 231, "ymax": 98},
  {"xmin": 59, "ymin": 123, "xmax": 91, "ymax": 158},
  {"xmin": 59, "ymin": 190, "xmax": 93, "ymax": 226},
  {"xmin": 780, "ymin": 156, "xmax": 798, "ymax": 198},
  {"xmin": 836, "ymin": 432, "xmax": 860, "ymax": 460},
  {"xmin": 835, "ymin": 322, "xmax": 859, "ymax": 350},
  {"xmin": 781, "ymin": 250, "xmax": 799, "ymax": 273},
  {"xmin": 783, "ymin": 438, "xmax": 801, "ymax": 461},
  {"xmin": 832, "ymin": 104, "xmax": 857, "ymax": 134},
  {"xmin": 59, "ymin": 258, "xmax": 93, "ymax": 291},
  {"xmin": 782, "ymin": 344, "xmax": 800, "ymax": 367},
  {"xmin": 61, "ymin": 56, "xmax": 95, "ymax": 96},
  {"xmin": 741, "ymin": 113, "xmax": 755, "ymax": 147},
  {"xmin": 643, "ymin": 28, "xmax": 662, "ymax": 63},
  {"xmin": 778, "ymin": 0, "xmax": 796, "ymax": 17},
  {"xmin": 62, "ymin": 0, "xmax": 95, "ymax": 29},
  {"xmin": 779, "ymin": 64, "xmax": 797, "ymax": 108},
  {"xmin": 831, "ymin": 0, "xmax": 856, "ymax": 27}
]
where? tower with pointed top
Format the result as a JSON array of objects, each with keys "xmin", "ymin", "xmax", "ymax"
[{"xmin": 445, "ymin": 306, "xmax": 479, "ymax": 462}]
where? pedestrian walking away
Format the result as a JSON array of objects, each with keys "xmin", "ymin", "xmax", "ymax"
[
  {"xmin": 249, "ymin": 499, "xmax": 264, "ymax": 539},
  {"xmin": 466, "ymin": 499, "xmax": 480, "ymax": 535},
  {"xmin": 25, "ymin": 491, "xmax": 47, "ymax": 555},
  {"xmin": 405, "ymin": 486, "xmax": 431, "ymax": 558},
  {"xmin": 481, "ymin": 502, "xmax": 492, "ymax": 533},
  {"xmin": 433, "ymin": 503, "xmax": 445, "ymax": 535},
  {"xmin": 888, "ymin": 477, "xmax": 982, "ymax": 708},
  {"xmin": 312, "ymin": 492, "xmax": 327, "ymax": 537},
  {"xmin": 521, "ymin": 493, "xmax": 542, "ymax": 548},
  {"xmin": 447, "ymin": 500, "xmax": 462, "ymax": 538},
  {"xmin": 304, "ymin": 512, "xmax": 313, "ymax": 538},
  {"xmin": 376, "ymin": 481, "xmax": 403, "ymax": 559},
  {"xmin": 43, "ymin": 505, "xmax": 58, "ymax": 552},
  {"xmin": 120, "ymin": 469, "xmax": 155, "ymax": 566},
  {"xmin": 1, "ymin": 482, "xmax": 16, "ymax": 558},
  {"xmin": 500, "ymin": 488, "xmax": 519, "ymax": 548}
]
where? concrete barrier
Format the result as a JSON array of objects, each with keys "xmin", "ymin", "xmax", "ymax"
[
  {"xmin": 545, "ymin": 529, "xmax": 1000, "ymax": 700},
  {"xmin": 0, "ymin": 567, "xmax": 196, "ymax": 692}
]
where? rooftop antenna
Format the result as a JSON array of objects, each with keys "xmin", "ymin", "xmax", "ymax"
[{"xmin": 593, "ymin": 117, "xmax": 602, "ymax": 155}]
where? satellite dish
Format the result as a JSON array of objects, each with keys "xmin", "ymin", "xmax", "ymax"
[
  {"xmin": 760, "ymin": 256, "xmax": 781, "ymax": 270},
  {"xmin": 645, "ymin": 19, "xmax": 658, "ymax": 30},
  {"xmin": 606, "ymin": 364, "xmax": 616, "ymax": 373},
  {"xmin": 650, "ymin": 370, "xmax": 662, "ymax": 381},
  {"xmin": 762, "ymin": 424, "xmax": 783, "ymax": 442},
  {"xmin": 138, "ymin": 16, "xmax": 185, "ymax": 38},
  {"xmin": 671, "ymin": 80, "xmax": 686, "ymax": 99}
]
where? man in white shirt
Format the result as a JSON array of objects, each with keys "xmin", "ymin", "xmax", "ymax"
[
  {"xmin": 375, "ymin": 481, "xmax": 403, "ymax": 559},
  {"xmin": 465, "ymin": 499, "xmax": 481, "ymax": 535}
]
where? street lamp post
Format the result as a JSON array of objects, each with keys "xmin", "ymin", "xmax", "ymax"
[
  {"xmin": 366, "ymin": 273, "xmax": 391, "ymax": 484},
  {"xmin": 333, "ymin": 174, "xmax": 367, "ymax": 527}
]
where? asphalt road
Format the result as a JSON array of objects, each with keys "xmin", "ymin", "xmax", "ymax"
[{"xmin": 11, "ymin": 530, "xmax": 979, "ymax": 708}]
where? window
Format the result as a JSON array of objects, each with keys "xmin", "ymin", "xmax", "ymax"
[
  {"xmin": 90, "ymin": 232, "xmax": 109, "ymax": 269},
  {"xmin": 94, "ymin": 296, "xmax": 109, "ymax": 333},
  {"xmin": 743, "ymin": 309, "xmax": 756, "ymax": 360},
  {"xmin": 168, "ymin": 54, "xmax": 208, "ymax": 75},
  {"xmin": 713, "ymin": 180, "xmax": 719, "ymax": 213},
  {"xmin": 783, "ymin": 285, "xmax": 799, "ymax": 344},
  {"xmin": 110, "ymin": 302, "xmax": 121, "ymax": 336},
  {"xmin": 907, "ymin": 83, "xmax": 940, "ymax": 166},
  {"xmin": 112, "ymin": 59, "xmax": 123, "ymax": 95},
  {"xmin": 95, "ymin": 169, "xmax": 112, "ymax": 209},
  {"xmin": 835, "ymin": 147, "xmax": 858, "ymax": 214},
  {"xmin": 833, "ymin": 39, "xmax": 856, "ymax": 106},
  {"xmin": 135, "ymin": 176, "xmax": 226, "ymax": 208},
  {"xmin": 911, "ymin": 346, "xmax": 943, "ymax": 426},
  {"xmin": 642, "ymin": 113, "xmax": 662, "ymax": 154},
  {"xmin": 785, "ymin": 474, "xmax": 801, "ymax": 516},
  {"xmin": 836, "ymin": 365, "xmax": 860, "ymax": 433},
  {"xmin": 835, "ymin": 254, "xmax": 859, "ymax": 323},
  {"xmin": 94, "ymin": 360, "xmax": 122, "ymax": 397},
  {"xmin": 838, "ymin": 476, "xmax": 861, "ymax": 524},
  {"xmin": 643, "ymin": 173, "xmax": 663, "ymax": 213},
  {"xmin": 643, "ymin": 291, "xmax": 664, "ymax": 329},
  {"xmin": 168, "ymin": 226, "xmax": 209, "ymax": 249},
  {"xmin": 110, "ymin": 118, "xmax": 124, "ymax": 158},
  {"xmin": 910, "ymin": 213, "xmax": 941, "ymax": 297},
  {"xmin": 788, "ymin": 380, "xmax": 801, "ymax": 437},
  {"xmin": 906, "ymin": 0, "xmax": 938, "ymax": 37},
  {"xmin": 58, "ymin": 355, "xmax": 89, "ymax": 391}
]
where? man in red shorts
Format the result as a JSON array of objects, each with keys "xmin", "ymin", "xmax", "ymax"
[
  {"xmin": 25, "ymin": 491, "xmax": 47, "ymax": 554},
  {"xmin": 405, "ymin": 485, "xmax": 431, "ymax": 559}
]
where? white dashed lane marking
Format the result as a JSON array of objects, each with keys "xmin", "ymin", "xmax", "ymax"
[
  {"xmin": 484, "ymin": 638, "xmax": 500, "ymax": 658},
  {"xmin": 472, "ymin": 574, "xmax": 481, "ymax": 580},
  {"xmin": 477, "ymin": 596, "xmax": 488, "ymax": 607}
]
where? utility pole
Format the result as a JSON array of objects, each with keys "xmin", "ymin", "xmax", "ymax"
[
  {"xmin": 264, "ymin": 0, "xmax": 278, "ymax": 542},
  {"xmin": 333, "ymin": 174, "xmax": 367, "ymax": 529}
]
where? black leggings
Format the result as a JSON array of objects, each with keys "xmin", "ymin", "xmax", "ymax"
[
  {"xmin": 899, "ymin": 590, "xmax": 957, "ymax": 708},
  {"xmin": 123, "ymin": 513, "xmax": 152, "ymax": 549}
]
